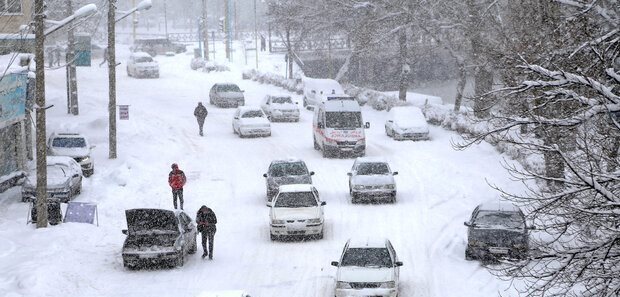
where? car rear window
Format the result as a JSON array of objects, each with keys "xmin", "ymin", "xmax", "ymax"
[
  {"xmin": 241, "ymin": 110, "xmax": 264, "ymax": 118},
  {"xmin": 218, "ymin": 84, "xmax": 241, "ymax": 92},
  {"xmin": 274, "ymin": 192, "xmax": 317, "ymax": 208},
  {"xmin": 474, "ymin": 211, "xmax": 524, "ymax": 229},
  {"xmin": 341, "ymin": 248, "xmax": 392, "ymax": 267},
  {"xmin": 270, "ymin": 162, "xmax": 308, "ymax": 177},
  {"xmin": 357, "ymin": 163, "xmax": 390, "ymax": 175},
  {"xmin": 52, "ymin": 137, "xmax": 86, "ymax": 148},
  {"xmin": 272, "ymin": 97, "xmax": 293, "ymax": 104},
  {"xmin": 135, "ymin": 57, "xmax": 153, "ymax": 63}
]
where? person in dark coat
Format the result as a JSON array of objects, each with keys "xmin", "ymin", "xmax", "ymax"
[
  {"xmin": 260, "ymin": 34, "xmax": 266, "ymax": 51},
  {"xmin": 193, "ymin": 102, "xmax": 208, "ymax": 136},
  {"xmin": 168, "ymin": 163, "xmax": 187, "ymax": 209},
  {"xmin": 196, "ymin": 205, "xmax": 217, "ymax": 259}
]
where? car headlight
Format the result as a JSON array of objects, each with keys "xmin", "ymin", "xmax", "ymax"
[
  {"xmin": 336, "ymin": 281, "xmax": 352, "ymax": 289},
  {"xmin": 353, "ymin": 185, "xmax": 364, "ymax": 190},
  {"xmin": 384, "ymin": 184, "xmax": 395, "ymax": 189},
  {"xmin": 272, "ymin": 219, "xmax": 285, "ymax": 224},
  {"xmin": 307, "ymin": 218, "xmax": 322, "ymax": 224},
  {"xmin": 81, "ymin": 156, "xmax": 90, "ymax": 162},
  {"xmin": 379, "ymin": 281, "xmax": 396, "ymax": 289}
]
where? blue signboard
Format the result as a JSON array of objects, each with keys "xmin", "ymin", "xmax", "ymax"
[
  {"xmin": 0, "ymin": 73, "xmax": 28, "ymax": 126},
  {"xmin": 64, "ymin": 202, "xmax": 98, "ymax": 225}
]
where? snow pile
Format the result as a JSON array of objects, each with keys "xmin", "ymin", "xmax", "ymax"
[{"xmin": 242, "ymin": 69, "xmax": 303, "ymax": 94}]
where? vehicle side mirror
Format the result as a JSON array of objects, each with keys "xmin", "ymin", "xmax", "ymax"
[
  {"xmin": 263, "ymin": 173, "xmax": 267, "ymax": 178},
  {"xmin": 90, "ymin": 145, "xmax": 96, "ymax": 149},
  {"xmin": 266, "ymin": 204, "xmax": 272, "ymax": 207},
  {"xmin": 265, "ymin": 102, "xmax": 270, "ymax": 105},
  {"xmin": 347, "ymin": 172, "xmax": 352, "ymax": 176},
  {"xmin": 395, "ymin": 261, "xmax": 403, "ymax": 267},
  {"xmin": 234, "ymin": 116, "xmax": 239, "ymax": 120},
  {"xmin": 321, "ymin": 201, "xmax": 326, "ymax": 206},
  {"xmin": 317, "ymin": 123, "xmax": 324, "ymax": 129},
  {"xmin": 311, "ymin": 90, "xmax": 316, "ymax": 94},
  {"xmin": 464, "ymin": 222, "xmax": 471, "ymax": 227},
  {"xmin": 527, "ymin": 225, "xmax": 536, "ymax": 230},
  {"xmin": 388, "ymin": 120, "xmax": 393, "ymax": 123},
  {"xmin": 392, "ymin": 172, "xmax": 398, "ymax": 176},
  {"xmin": 331, "ymin": 261, "xmax": 338, "ymax": 267},
  {"xmin": 310, "ymin": 171, "xmax": 315, "ymax": 176},
  {"xmin": 295, "ymin": 102, "xmax": 299, "ymax": 105},
  {"xmin": 73, "ymin": 174, "xmax": 80, "ymax": 178},
  {"xmin": 241, "ymin": 90, "xmax": 245, "ymax": 92},
  {"xmin": 122, "ymin": 229, "xmax": 128, "ymax": 235},
  {"xmin": 365, "ymin": 122, "xmax": 370, "ymax": 129}
]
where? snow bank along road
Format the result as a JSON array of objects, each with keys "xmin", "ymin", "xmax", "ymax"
[{"xmin": 0, "ymin": 46, "xmax": 525, "ymax": 297}]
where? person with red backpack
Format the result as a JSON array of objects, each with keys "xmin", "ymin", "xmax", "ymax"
[{"xmin": 168, "ymin": 163, "xmax": 187, "ymax": 210}]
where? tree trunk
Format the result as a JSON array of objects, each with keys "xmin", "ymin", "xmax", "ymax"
[
  {"xmin": 398, "ymin": 28, "xmax": 408, "ymax": 102},
  {"xmin": 453, "ymin": 63, "xmax": 466, "ymax": 112},
  {"xmin": 66, "ymin": 0, "xmax": 78, "ymax": 115},
  {"xmin": 286, "ymin": 29, "xmax": 293, "ymax": 79},
  {"xmin": 473, "ymin": 67, "xmax": 492, "ymax": 117}
]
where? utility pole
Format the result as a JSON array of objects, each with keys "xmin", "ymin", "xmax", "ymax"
[
  {"xmin": 66, "ymin": 0, "xmax": 79, "ymax": 115},
  {"xmin": 34, "ymin": 0, "xmax": 48, "ymax": 228},
  {"xmin": 163, "ymin": 0, "xmax": 168, "ymax": 38},
  {"xmin": 398, "ymin": 28, "xmax": 408, "ymax": 101},
  {"xmin": 132, "ymin": 0, "xmax": 136, "ymax": 42},
  {"xmin": 201, "ymin": 0, "xmax": 209, "ymax": 60},
  {"xmin": 254, "ymin": 0, "xmax": 258, "ymax": 69},
  {"xmin": 225, "ymin": 0, "xmax": 231, "ymax": 60},
  {"xmin": 108, "ymin": 0, "xmax": 117, "ymax": 159}
]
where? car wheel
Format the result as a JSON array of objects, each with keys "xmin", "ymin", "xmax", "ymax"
[
  {"xmin": 317, "ymin": 230, "xmax": 324, "ymax": 240},
  {"xmin": 351, "ymin": 193, "xmax": 358, "ymax": 204},
  {"xmin": 209, "ymin": 96, "xmax": 214, "ymax": 105},
  {"xmin": 322, "ymin": 146, "xmax": 330, "ymax": 158},
  {"xmin": 232, "ymin": 125, "xmax": 237, "ymax": 134},
  {"xmin": 127, "ymin": 67, "xmax": 131, "ymax": 77},
  {"xmin": 270, "ymin": 233, "xmax": 278, "ymax": 241},
  {"xmin": 76, "ymin": 183, "xmax": 82, "ymax": 195},
  {"xmin": 390, "ymin": 193, "xmax": 396, "ymax": 203},
  {"xmin": 188, "ymin": 237, "xmax": 197, "ymax": 254},
  {"xmin": 313, "ymin": 137, "xmax": 320, "ymax": 150},
  {"xmin": 124, "ymin": 261, "xmax": 136, "ymax": 270},
  {"xmin": 175, "ymin": 252, "xmax": 185, "ymax": 267},
  {"xmin": 303, "ymin": 97, "xmax": 307, "ymax": 108},
  {"xmin": 465, "ymin": 247, "xmax": 475, "ymax": 261}
]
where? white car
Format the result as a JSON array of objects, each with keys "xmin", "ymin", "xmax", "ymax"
[
  {"xmin": 385, "ymin": 106, "xmax": 430, "ymax": 140},
  {"xmin": 348, "ymin": 158, "xmax": 398, "ymax": 203},
  {"xmin": 331, "ymin": 238, "xmax": 403, "ymax": 297},
  {"xmin": 21, "ymin": 156, "xmax": 83, "ymax": 203},
  {"xmin": 47, "ymin": 132, "xmax": 94, "ymax": 177},
  {"xmin": 127, "ymin": 52, "xmax": 159, "ymax": 78},
  {"xmin": 232, "ymin": 107, "xmax": 271, "ymax": 138},
  {"xmin": 269, "ymin": 184, "xmax": 326, "ymax": 240},
  {"xmin": 260, "ymin": 95, "xmax": 300, "ymax": 122}
]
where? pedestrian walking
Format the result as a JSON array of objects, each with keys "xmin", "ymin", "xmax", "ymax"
[
  {"xmin": 47, "ymin": 47, "xmax": 54, "ymax": 67},
  {"xmin": 196, "ymin": 205, "xmax": 217, "ymax": 260},
  {"xmin": 168, "ymin": 163, "xmax": 187, "ymax": 210},
  {"xmin": 194, "ymin": 102, "xmax": 208, "ymax": 136},
  {"xmin": 260, "ymin": 34, "xmax": 266, "ymax": 52},
  {"xmin": 54, "ymin": 46, "xmax": 61, "ymax": 66},
  {"xmin": 99, "ymin": 47, "xmax": 109, "ymax": 67}
]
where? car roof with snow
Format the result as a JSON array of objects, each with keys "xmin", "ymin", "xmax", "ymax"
[
  {"xmin": 347, "ymin": 237, "xmax": 389, "ymax": 248},
  {"xmin": 321, "ymin": 97, "xmax": 361, "ymax": 112},
  {"xmin": 47, "ymin": 155, "xmax": 79, "ymax": 165},
  {"xmin": 130, "ymin": 52, "xmax": 153, "ymax": 58},
  {"xmin": 270, "ymin": 158, "xmax": 305, "ymax": 164},
  {"xmin": 354, "ymin": 157, "xmax": 389, "ymax": 164},
  {"xmin": 478, "ymin": 201, "xmax": 522, "ymax": 212},
  {"xmin": 278, "ymin": 184, "xmax": 315, "ymax": 193},
  {"xmin": 50, "ymin": 132, "xmax": 86, "ymax": 139},
  {"xmin": 237, "ymin": 106, "xmax": 263, "ymax": 113}
]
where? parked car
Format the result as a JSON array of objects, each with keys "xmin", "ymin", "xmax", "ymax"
[
  {"xmin": 131, "ymin": 37, "xmax": 186, "ymax": 56},
  {"xmin": 263, "ymin": 159, "xmax": 314, "ymax": 202},
  {"xmin": 47, "ymin": 132, "xmax": 94, "ymax": 177},
  {"xmin": 348, "ymin": 158, "xmax": 398, "ymax": 203},
  {"xmin": 209, "ymin": 83, "xmax": 245, "ymax": 107},
  {"xmin": 385, "ymin": 106, "xmax": 430, "ymax": 141},
  {"xmin": 302, "ymin": 77, "xmax": 345, "ymax": 109},
  {"xmin": 232, "ymin": 106, "xmax": 271, "ymax": 138},
  {"xmin": 331, "ymin": 238, "xmax": 403, "ymax": 297},
  {"xmin": 121, "ymin": 208, "xmax": 197, "ymax": 269},
  {"xmin": 269, "ymin": 184, "xmax": 326, "ymax": 240},
  {"xmin": 260, "ymin": 95, "xmax": 300, "ymax": 122},
  {"xmin": 127, "ymin": 52, "xmax": 159, "ymax": 78},
  {"xmin": 464, "ymin": 202, "xmax": 532, "ymax": 261},
  {"xmin": 21, "ymin": 156, "xmax": 83, "ymax": 203}
]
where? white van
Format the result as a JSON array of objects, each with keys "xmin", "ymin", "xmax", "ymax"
[
  {"xmin": 302, "ymin": 77, "xmax": 345, "ymax": 109},
  {"xmin": 313, "ymin": 96, "xmax": 370, "ymax": 158}
]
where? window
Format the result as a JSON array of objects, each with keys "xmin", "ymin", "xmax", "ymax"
[
  {"xmin": 272, "ymin": 97, "xmax": 292, "ymax": 104},
  {"xmin": 274, "ymin": 192, "xmax": 317, "ymax": 208},
  {"xmin": 52, "ymin": 137, "xmax": 86, "ymax": 148},
  {"xmin": 356, "ymin": 163, "xmax": 390, "ymax": 175},
  {"xmin": 217, "ymin": 84, "xmax": 241, "ymax": 92},
  {"xmin": 241, "ymin": 110, "xmax": 264, "ymax": 118},
  {"xmin": 341, "ymin": 248, "xmax": 392, "ymax": 267},
  {"xmin": 269, "ymin": 162, "xmax": 308, "ymax": 177},
  {"xmin": 474, "ymin": 211, "xmax": 524, "ymax": 229},
  {"xmin": 0, "ymin": 0, "xmax": 22, "ymax": 13},
  {"xmin": 326, "ymin": 112, "xmax": 362, "ymax": 129}
]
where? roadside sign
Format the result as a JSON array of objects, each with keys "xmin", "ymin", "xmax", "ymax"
[{"xmin": 119, "ymin": 105, "xmax": 129, "ymax": 120}]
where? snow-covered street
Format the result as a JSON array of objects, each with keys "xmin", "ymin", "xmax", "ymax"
[{"xmin": 0, "ymin": 45, "xmax": 525, "ymax": 297}]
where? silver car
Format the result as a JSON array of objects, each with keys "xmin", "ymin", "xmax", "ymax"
[
  {"xmin": 209, "ymin": 83, "xmax": 245, "ymax": 107},
  {"xmin": 348, "ymin": 158, "xmax": 398, "ymax": 203},
  {"xmin": 263, "ymin": 159, "xmax": 314, "ymax": 202},
  {"xmin": 21, "ymin": 156, "xmax": 83, "ymax": 203},
  {"xmin": 47, "ymin": 132, "xmax": 95, "ymax": 177}
]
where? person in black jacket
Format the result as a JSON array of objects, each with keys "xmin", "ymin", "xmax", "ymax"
[
  {"xmin": 196, "ymin": 205, "xmax": 217, "ymax": 259},
  {"xmin": 194, "ymin": 102, "xmax": 208, "ymax": 136}
]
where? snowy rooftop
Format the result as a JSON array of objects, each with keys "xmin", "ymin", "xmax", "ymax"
[
  {"xmin": 478, "ymin": 201, "xmax": 521, "ymax": 212},
  {"xmin": 277, "ymin": 184, "xmax": 315, "ymax": 193},
  {"xmin": 130, "ymin": 51, "xmax": 153, "ymax": 58},
  {"xmin": 348, "ymin": 237, "xmax": 388, "ymax": 248}
]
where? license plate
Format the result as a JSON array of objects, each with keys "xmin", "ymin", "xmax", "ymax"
[
  {"xmin": 489, "ymin": 247, "xmax": 509, "ymax": 254},
  {"xmin": 288, "ymin": 231, "xmax": 305, "ymax": 235},
  {"xmin": 139, "ymin": 254, "xmax": 158, "ymax": 259}
]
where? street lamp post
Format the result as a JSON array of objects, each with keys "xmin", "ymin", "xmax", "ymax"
[
  {"xmin": 34, "ymin": 2, "xmax": 97, "ymax": 228},
  {"xmin": 108, "ymin": 0, "xmax": 152, "ymax": 159}
]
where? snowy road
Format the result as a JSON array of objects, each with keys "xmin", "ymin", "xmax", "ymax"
[{"xmin": 0, "ymin": 45, "xmax": 523, "ymax": 297}]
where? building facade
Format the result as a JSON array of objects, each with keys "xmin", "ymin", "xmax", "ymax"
[{"xmin": 0, "ymin": 0, "xmax": 34, "ymax": 54}]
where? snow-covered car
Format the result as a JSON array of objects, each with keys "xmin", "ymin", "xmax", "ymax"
[
  {"xmin": 126, "ymin": 52, "xmax": 159, "ymax": 78},
  {"xmin": 209, "ymin": 83, "xmax": 245, "ymax": 107},
  {"xmin": 260, "ymin": 95, "xmax": 300, "ymax": 122},
  {"xmin": 47, "ymin": 132, "xmax": 94, "ymax": 177},
  {"xmin": 384, "ymin": 106, "xmax": 430, "ymax": 141},
  {"xmin": 190, "ymin": 57, "xmax": 205, "ymax": 70},
  {"xmin": 302, "ymin": 77, "xmax": 344, "ymax": 109},
  {"xmin": 121, "ymin": 208, "xmax": 197, "ymax": 269},
  {"xmin": 348, "ymin": 158, "xmax": 398, "ymax": 203},
  {"xmin": 232, "ymin": 106, "xmax": 271, "ymax": 138},
  {"xmin": 263, "ymin": 159, "xmax": 314, "ymax": 202},
  {"xmin": 331, "ymin": 238, "xmax": 403, "ymax": 297},
  {"xmin": 464, "ymin": 202, "xmax": 532, "ymax": 261},
  {"xmin": 21, "ymin": 156, "xmax": 83, "ymax": 203},
  {"xmin": 269, "ymin": 184, "xmax": 326, "ymax": 240}
]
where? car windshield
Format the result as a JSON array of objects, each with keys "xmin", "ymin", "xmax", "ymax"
[
  {"xmin": 341, "ymin": 248, "xmax": 392, "ymax": 267},
  {"xmin": 274, "ymin": 192, "xmax": 317, "ymax": 208},
  {"xmin": 272, "ymin": 97, "xmax": 293, "ymax": 104},
  {"xmin": 326, "ymin": 112, "xmax": 362, "ymax": 129},
  {"xmin": 52, "ymin": 137, "xmax": 86, "ymax": 148},
  {"xmin": 242, "ymin": 110, "xmax": 264, "ymax": 118},
  {"xmin": 218, "ymin": 84, "xmax": 241, "ymax": 92},
  {"xmin": 475, "ymin": 211, "xmax": 524, "ymax": 229},
  {"xmin": 357, "ymin": 163, "xmax": 390, "ymax": 175},
  {"xmin": 47, "ymin": 165, "xmax": 67, "ymax": 177},
  {"xmin": 135, "ymin": 57, "xmax": 153, "ymax": 63},
  {"xmin": 270, "ymin": 162, "xmax": 308, "ymax": 177}
]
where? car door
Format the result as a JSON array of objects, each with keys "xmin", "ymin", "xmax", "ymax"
[
  {"xmin": 261, "ymin": 96, "xmax": 271, "ymax": 116},
  {"xmin": 312, "ymin": 187, "xmax": 324, "ymax": 219},
  {"xmin": 387, "ymin": 240, "xmax": 400, "ymax": 283},
  {"xmin": 179, "ymin": 213, "xmax": 194, "ymax": 254}
]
